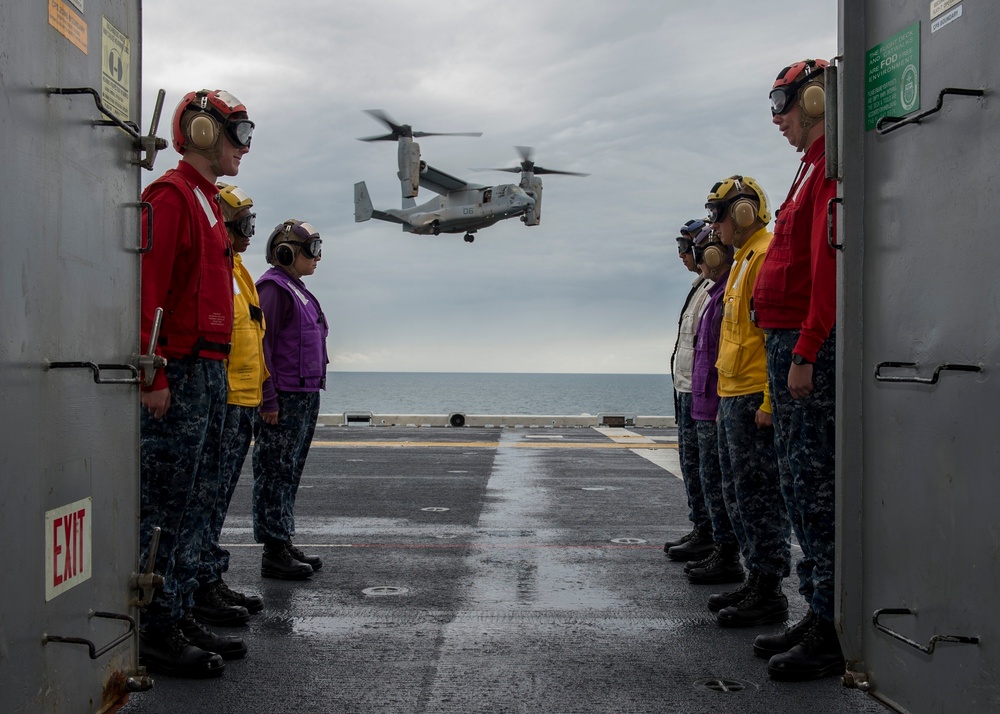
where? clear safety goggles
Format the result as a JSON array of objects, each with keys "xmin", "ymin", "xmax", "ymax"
[
  {"xmin": 705, "ymin": 201, "xmax": 733, "ymax": 224},
  {"xmin": 226, "ymin": 212, "xmax": 256, "ymax": 239},
  {"xmin": 769, "ymin": 86, "xmax": 798, "ymax": 116},
  {"xmin": 223, "ymin": 119, "xmax": 255, "ymax": 148},
  {"xmin": 287, "ymin": 222, "xmax": 322, "ymax": 259}
]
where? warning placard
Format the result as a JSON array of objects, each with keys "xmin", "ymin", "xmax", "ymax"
[
  {"xmin": 45, "ymin": 497, "xmax": 93, "ymax": 601},
  {"xmin": 101, "ymin": 17, "xmax": 131, "ymax": 122},
  {"xmin": 865, "ymin": 22, "xmax": 921, "ymax": 131},
  {"xmin": 48, "ymin": 0, "xmax": 88, "ymax": 55}
]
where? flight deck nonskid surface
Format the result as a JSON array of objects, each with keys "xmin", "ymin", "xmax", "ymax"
[{"xmin": 122, "ymin": 426, "xmax": 883, "ymax": 714}]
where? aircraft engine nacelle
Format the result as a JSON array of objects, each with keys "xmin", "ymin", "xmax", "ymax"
[
  {"xmin": 521, "ymin": 175, "xmax": 543, "ymax": 226},
  {"xmin": 398, "ymin": 141, "xmax": 421, "ymax": 199}
]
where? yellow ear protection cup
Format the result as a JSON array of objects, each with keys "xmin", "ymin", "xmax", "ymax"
[
  {"xmin": 701, "ymin": 241, "xmax": 727, "ymax": 269},
  {"xmin": 184, "ymin": 111, "xmax": 219, "ymax": 150},
  {"xmin": 730, "ymin": 196, "xmax": 758, "ymax": 229},
  {"xmin": 800, "ymin": 81, "xmax": 825, "ymax": 118}
]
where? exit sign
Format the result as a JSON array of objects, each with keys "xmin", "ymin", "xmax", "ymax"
[{"xmin": 45, "ymin": 497, "xmax": 93, "ymax": 601}]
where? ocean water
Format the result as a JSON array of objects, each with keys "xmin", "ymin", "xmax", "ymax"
[{"xmin": 320, "ymin": 372, "xmax": 674, "ymax": 416}]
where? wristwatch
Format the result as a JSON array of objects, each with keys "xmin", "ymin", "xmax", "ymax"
[{"xmin": 791, "ymin": 353, "xmax": 812, "ymax": 366}]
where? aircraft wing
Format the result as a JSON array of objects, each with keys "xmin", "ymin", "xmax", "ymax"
[{"xmin": 418, "ymin": 163, "xmax": 484, "ymax": 196}]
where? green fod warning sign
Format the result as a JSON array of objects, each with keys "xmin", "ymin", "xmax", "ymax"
[{"xmin": 865, "ymin": 22, "xmax": 920, "ymax": 131}]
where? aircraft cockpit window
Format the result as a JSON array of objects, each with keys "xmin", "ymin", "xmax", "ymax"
[{"xmin": 483, "ymin": 189, "xmax": 492, "ymax": 203}]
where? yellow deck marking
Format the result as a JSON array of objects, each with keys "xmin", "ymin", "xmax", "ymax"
[{"xmin": 312, "ymin": 440, "xmax": 677, "ymax": 450}]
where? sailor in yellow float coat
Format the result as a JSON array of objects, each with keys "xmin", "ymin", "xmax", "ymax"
[
  {"xmin": 696, "ymin": 175, "xmax": 791, "ymax": 630},
  {"xmin": 192, "ymin": 183, "xmax": 268, "ymax": 618},
  {"xmin": 717, "ymin": 224, "xmax": 772, "ymax": 412}
]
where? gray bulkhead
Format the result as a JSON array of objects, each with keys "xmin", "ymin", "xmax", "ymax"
[
  {"xmin": 837, "ymin": 1, "xmax": 997, "ymax": 711},
  {"xmin": 1, "ymin": 1, "xmax": 148, "ymax": 710}
]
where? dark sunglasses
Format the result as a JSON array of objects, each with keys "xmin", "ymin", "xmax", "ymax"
[
  {"xmin": 677, "ymin": 238, "xmax": 694, "ymax": 255},
  {"xmin": 226, "ymin": 212, "xmax": 256, "ymax": 239}
]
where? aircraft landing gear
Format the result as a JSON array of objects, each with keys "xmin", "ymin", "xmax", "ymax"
[{"xmin": 463, "ymin": 233, "xmax": 475, "ymax": 243}]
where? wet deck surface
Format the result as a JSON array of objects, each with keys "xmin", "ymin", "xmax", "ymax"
[{"xmin": 121, "ymin": 426, "xmax": 884, "ymax": 714}]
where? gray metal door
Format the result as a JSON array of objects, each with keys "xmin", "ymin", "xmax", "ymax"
[
  {"xmin": 0, "ymin": 2, "xmax": 156, "ymax": 711},
  {"xmin": 838, "ymin": 2, "xmax": 998, "ymax": 712}
]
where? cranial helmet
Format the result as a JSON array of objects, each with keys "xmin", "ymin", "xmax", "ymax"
[
  {"xmin": 677, "ymin": 218, "xmax": 711, "ymax": 254},
  {"xmin": 770, "ymin": 59, "xmax": 829, "ymax": 118},
  {"xmin": 266, "ymin": 219, "xmax": 322, "ymax": 267},
  {"xmin": 771, "ymin": 59, "xmax": 829, "ymax": 150},
  {"xmin": 216, "ymin": 182, "xmax": 256, "ymax": 238},
  {"xmin": 171, "ymin": 90, "xmax": 254, "ymax": 173},
  {"xmin": 705, "ymin": 175, "xmax": 771, "ymax": 228}
]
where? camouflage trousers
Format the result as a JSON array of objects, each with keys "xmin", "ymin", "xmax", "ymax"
[
  {"xmin": 139, "ymin": 357, "xmax": 228, "ymax": 630},
  {"xmin": 766, "ymin": 328, "xmax": 837, "ymax": 621},
  {"xmin": 676, "ymin": 391, "xmax": 711, "ymax": 531},
  {"xmin": 694, "ymin": 418, "xmax": 737, "ymax": 546},
  {"xmin": 200, "ymin": 403, "xmax": 256, "ymax": 583},
  {"xmin": 252, "ymin": 391, "xmax": 320, "ymax": 544},
  {"xmin": 717, "ymin": 393, "xmax": 791, "ymax": 577}
]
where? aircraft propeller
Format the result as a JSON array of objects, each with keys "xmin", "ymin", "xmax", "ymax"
[
  {"xmin": 357, "ymin": 109, "xmax": 482, "ymax": 142},
  {"xmin": 474, "ymin": 146, "xmax": 590, "ymax": 177}
]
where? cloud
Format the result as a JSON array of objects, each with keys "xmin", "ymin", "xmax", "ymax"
[{"xmin": 142, "ymin": 0, "xmax": 837, "ymax": 373}]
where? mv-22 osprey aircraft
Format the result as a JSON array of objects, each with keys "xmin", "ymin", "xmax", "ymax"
[{"xmin": 353, "ymin": 110, "xmax": 587, "ymax": 243}]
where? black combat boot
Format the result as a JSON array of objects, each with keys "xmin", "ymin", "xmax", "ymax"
[
  {"xmin": 684, "ymin": 545, "xmax": 719, "ymax": 574},
  {"xmin": 707, "ymin": 570, "xmax": 760, "ymax": 613},
  {"xmin": 664, "ymin": 527, "xmax": 697, "ymax": 552},
  {"xmin": 716, "ymin": 573, "xmax": 788, "ymax": 627},
  {"xmin": 687, "ymin": 543, "xmax": 744, "ymax": 584},
  {"xmin": 666, "ymin": 526, "xmax": 715, "ymax": 562},
  {"xmin": 213, "ymin": 578, "xmax": 264, "ymax": 615},
  {"xmin": 262, "ymin": 540, "xmax": 313, "ymax": 580},
  {"xmin": 286, "ymin": 540, "xmax": 323, "ymax": 570},
  {"xmin": 179, "ymin": 612, "xmax": 248, "ymax": 660},
  {"xmin": 191, "ymin": 582, "xmax": 251, "ymax": 627},
  {"xmin": 139, "ymin": 622, "xmax": 225, "ymax": 678},
  {"xmin": 753, "ymin": 608, "xmax": 816, "ymax": 658},
  {"xmin": 767, "ymin": 615, "xmax": 845, "ymax": 681}
]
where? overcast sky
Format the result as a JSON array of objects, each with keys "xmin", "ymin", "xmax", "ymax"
[{"xmin": 141, "ymin": 1, "xmax": 837, "ymax": 374}]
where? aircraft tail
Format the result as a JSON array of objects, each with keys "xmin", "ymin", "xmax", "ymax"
[
  {"xmin": 402, "ymin": 196, "xmax": 415, "ymax": 209},
  {"xmin": 354, "ymin": 181, "xmax": 373, "ymax": 222}
]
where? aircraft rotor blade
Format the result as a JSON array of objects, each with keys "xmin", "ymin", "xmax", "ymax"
[
  {"xmin": 470, "ymin": 167, "xmax": 521, "ymax": 173},
  {"xmin": 358, "ymin": 132, "xmax": 399, "ymax": 142},
  {"xmin": 532, "ymin": 167, "xmax": 591, "ymax": 177},
  {"xmin": 413, "ymin": 131, "xmax": 483, "ymax": 139},
  {"xmin": 475, "ymin": 146, "xmax": 589, "ymax": 176},
  {"xmin": 359, "ymin": 109, "xmax": 481, "ymax": 141}
]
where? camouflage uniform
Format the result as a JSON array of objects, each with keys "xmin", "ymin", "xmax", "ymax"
[
  {"xmin": 140, "ymin": 358, "xmax": 228, "ymax": 629},
  {"xmin": 199, "ymin": 403, "xmax": 256, "ymax": 582},
  {"xmin": 252, "ymin": 391, "xmax": 320, "ymax": 543},
  {"xmin": 695, "ymin": 419, "xmax": 737, "ymax": 546},
  {"xmin": 766, "ymin": 328, "xmax": 836, "ymax": 620},
  {"xmin": 717, "ymin": 393, "xmax": 791, "ymax": 577},
  {"xmin": 677, "ymin": 392, "xmax": 711, "ymax": 531}
]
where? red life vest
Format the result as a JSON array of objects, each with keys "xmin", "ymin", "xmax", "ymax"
[{"xmin": 141, "ymin": 163, "xmax": 234, "ymax": 364}]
